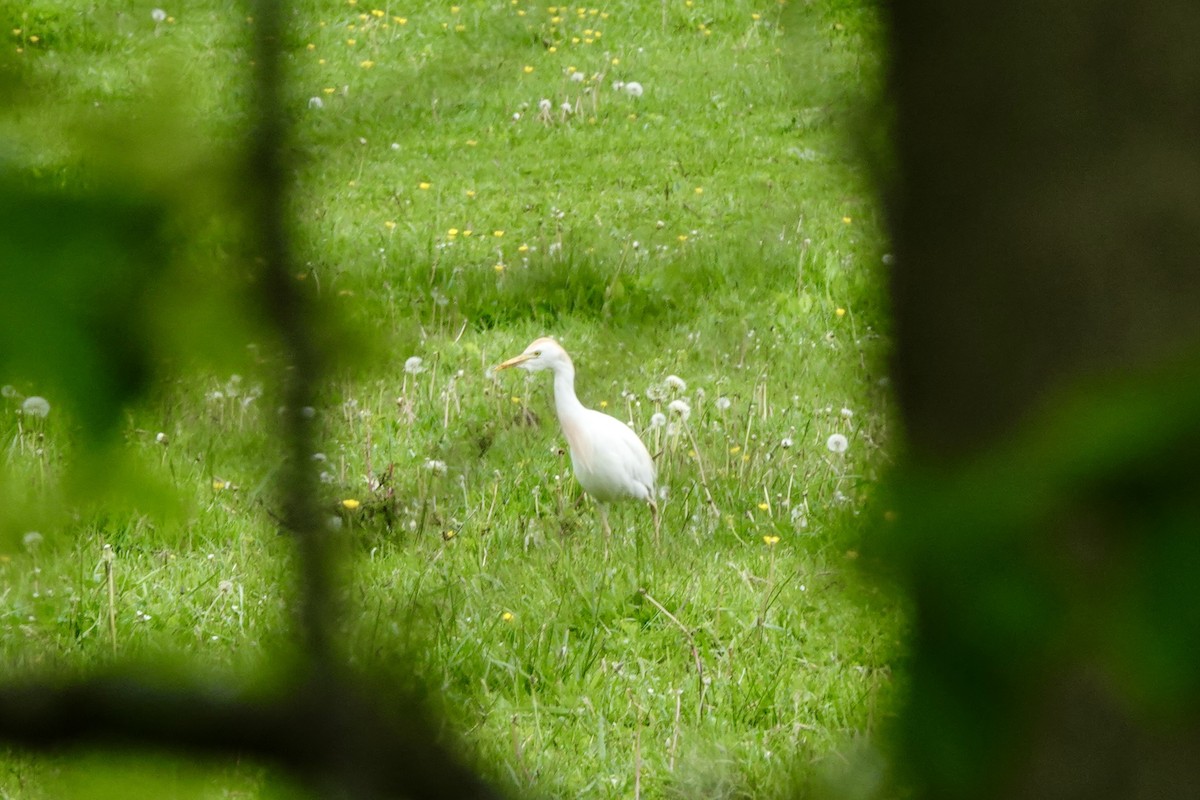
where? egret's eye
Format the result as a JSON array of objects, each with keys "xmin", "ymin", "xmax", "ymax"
[{"xmin": 534, "ymin": 350, "xmax": 542, "ymax": 356}]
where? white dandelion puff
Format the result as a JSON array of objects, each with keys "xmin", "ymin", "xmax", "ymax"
[
  {"xmin": 424, "ymin": 459, "xmax": 448, "ymax": 476},
  {"xmin": 663, "ymin": 375, "xmax": 687, "ymax": 393},
  {"xmin": 308, "ymin": 96, "xmax": 324, "ymax": 109},
  {"xmin": 826, "ymin": 433, "xmax": 849, "ymax": 454},
  {"xmin": 840, "ymin": 407, "xmax": 854, "ymax": 419},
  {"xmin": 780, "ymin": 437, "xmax": 793, "ymax": 449},
  {"xmin": 667, "ymin": 399, "xmax": 691, "ymax": 421},
  {"xmin": 570, "ymin": 70, "xmax": 585, "ymax": 83},
  {"xmin": 404, "ymin": 356, "xmax": 425, "ymax": 375},
  {"xmin": 612, "ymin": 80, "xmax": 625, "ymax": 91},
  {"xmin": 650, "ymin": 412, "xmax": 666, "ymax": 428},
  {"xmin": 21, "ymin": 396, "xmax": 50, "ymax": 418},
  {"xmin": 151, "ymin": 8, "xmax": 167, "ymax": 22},
  {"xmin": 23, "ymin": 531, "xmax": 43, "ymax": 549},
  {"xmin": 538, "ymin": 98, "xmax": 552, "ymax": 113},
  {"xmin": 715, "ymin": 396, "xmax": 731, "ymax": 411},
  {"xmin": 624, "ymin": 81, "xmax": 644, "ymax": 98}
]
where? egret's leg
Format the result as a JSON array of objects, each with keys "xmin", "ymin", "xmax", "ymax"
[
  {"xmin": 598, "ymin": 503, "xmax": 612, "ymax": 560},
  {"xmin": 648, "ymin": 500, "xmax": 661, "ymax": 548}
]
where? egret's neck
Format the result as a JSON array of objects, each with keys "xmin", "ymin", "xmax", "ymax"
[{"xmin": 550, "ymin": 357, "xmax": 585, "ymax": 421}]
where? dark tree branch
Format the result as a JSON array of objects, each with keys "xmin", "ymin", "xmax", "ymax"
[
  {"xmin": 0, "ymin": 675, "xmax": 499, "ymax": 800},
  {"xmin": 246, "ymin": 0, "xmax": 337, "ymax": 673},
  {"xmin": 0, "ymin": 2, "xmax": 506, "ymax": 798}
]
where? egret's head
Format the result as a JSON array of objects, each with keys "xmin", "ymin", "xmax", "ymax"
[{"xmin": 496, "ymin": 337, "xmax": 570, "ymax": 373}]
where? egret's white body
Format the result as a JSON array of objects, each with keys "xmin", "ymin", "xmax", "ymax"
[{"xmin": 496, "ymin": 337, "xmax": 659, "ymax": 544}]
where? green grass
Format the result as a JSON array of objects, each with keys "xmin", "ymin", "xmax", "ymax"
[{"xmin": 1, "ymin": 0, "xmax": 900, "ymax": 797}]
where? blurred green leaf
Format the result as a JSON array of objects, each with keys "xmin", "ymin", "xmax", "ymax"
[{"xmin": 0, "ymin": 176, "xmax": 167, "ymax": 442}]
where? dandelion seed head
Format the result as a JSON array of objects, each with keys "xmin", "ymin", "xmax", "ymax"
[
  {"xmin": 624, "ymin": 81, "xmax": 644, "ymax": 98},
  {"xmin": 424, "ymin": 459, "xmax": 448, "ymax": 476},
  {"xmin": 151, "ymin": 8, "xmax": 167, "ymax": 22},
  {"xmin": 538, "ymin": 98, "xmax": 552, "ymax": 113},
  {"xmin": 715, "ymin": 396, "xmax": 731, "ymax": 411},
  {"xmin": 667, "ymin": 399, "xmax": 691, "ymax": 421},
  {"xmin": 404, "ymin": 356, "xmax": 425, "ymax": 374},
  {"xmin": 826, "ymin": 433, "xmax": 849, "ymax": 454},
  {"xmin": 21, "ymin": 396, "xmax": 50, "ymax": 418},
  {"xmin": 663, "ymin": 374, "xmax": 687, "ymax": 392},
  {"xmin": 781, "ymin": 437, "xmax": 793, "ymax": 448},
  {"xmin": 650, "ymin": 412, "xmax": 666, "ymax": 428}
]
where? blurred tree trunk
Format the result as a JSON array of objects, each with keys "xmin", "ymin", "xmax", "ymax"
[
  {"xmin": 889, "ymin": 2, "xmax": 1200, "ymax": 458},
  {"xmin": 886, "ymin": 2, "xmax": 1200, "ymax": 798}
]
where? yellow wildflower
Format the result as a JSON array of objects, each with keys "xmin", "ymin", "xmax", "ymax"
[
  {"xmin": 502, "ymin": 611, "xmax": 515, "ymax": 622},
  {"xmin": 341, "ymin": 499, "xmax": 361, "ymax": 510},
  {"xmin": 418, "ymin": 181, "xmax": 431, "ymax": 190},
  {"xmin": 523, "ymin": 65, "xmax": 534, "ymax": 74},
  {"xmin": 758, "ymin": 503, "xmax": 770, "ymax": 511},
  {"xmin": 835, "ymin": 307, "xmax": 846, "ymax": 317},
  {"xmin": 763, "ymin": 535, "xmax": 780, "ymax": 546},
  {"xmin": 360, "ymin": 59, "xmax": 375, "ymax": 68}
]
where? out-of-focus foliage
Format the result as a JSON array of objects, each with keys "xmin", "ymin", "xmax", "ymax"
[
  {"xmin": 0, "ymin": 179, "xmax": 166, "ymax": 439},
  {"xmin": 878, "ymin": 356, "xmax": 1200, "ymax": 796}
]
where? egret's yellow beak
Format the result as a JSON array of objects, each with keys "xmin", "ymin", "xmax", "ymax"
[{"xmin": 495, "ymin": 352, "xmax": 535, "ymax": 371}]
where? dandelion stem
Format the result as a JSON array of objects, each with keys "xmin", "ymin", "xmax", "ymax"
[
  {"xmin": 683, "ymin": 421, "xmax": 720, "ymax": 515},
  {"xmin": 103, "ymin": 544, "xmax": 117, "ymax": 654}
]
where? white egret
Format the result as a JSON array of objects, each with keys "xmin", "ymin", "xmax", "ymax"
[{"xmin": 496, "ymin": 337, "xmax": 660, "ymax": 547}]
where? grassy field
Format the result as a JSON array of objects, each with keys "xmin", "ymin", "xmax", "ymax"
[{"xmin": 1, "ymin": 0, "xmax": 899, "ymax": 797}]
